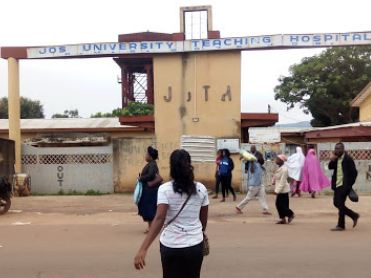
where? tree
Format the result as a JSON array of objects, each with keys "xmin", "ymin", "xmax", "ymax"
[
  {"xmin": 0, "ymin": 97, "xmax": 44, "ymax": 119},
  {"xmin": 90, "ymin": 103, "xmax": 154, "ymax": 118},
  {"xmin": 90, "ymin": 108, "xmax": 122, "ymax": 118},
  {"xmin": 52, "ymin": 109, "xmax": 80, "ymax": 119},
  {"xmin": 274, "ymin": 46, "xmax": 371, "ymax": 127}
]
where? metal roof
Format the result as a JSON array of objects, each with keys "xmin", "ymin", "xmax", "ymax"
[
  {"xmin": 351, "ymin": 82, "xmax": 371, "ymax": 107},
  {"xmin": 304, "ymin": 121, "xmax": 371, "ymax": 132},
  {"xmin": 0, "ymin": 118, "xmax": 139, "ymax": 131}
]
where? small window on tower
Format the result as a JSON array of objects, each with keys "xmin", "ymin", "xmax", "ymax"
[{"xmin": 184, "ymin": 10, "xmax": 208, "ymax": 40}]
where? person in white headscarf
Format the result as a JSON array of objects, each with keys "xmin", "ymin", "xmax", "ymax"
[{"xmin": 286, "ymin": 147, "xmax": 305, "ymax": 197}]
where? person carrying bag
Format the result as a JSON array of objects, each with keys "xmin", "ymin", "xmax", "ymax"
[{"xmin": 134, "ymin": 149, "xmax": 209, "ymax": 278}]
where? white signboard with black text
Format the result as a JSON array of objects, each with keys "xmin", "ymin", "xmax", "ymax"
[
  {"xmin": 249, "ymin": 127, "xmax": 281, "ymax": 144},
  {"xmin": 26, "ymin": 31, "xmax": 371, "ymax": 59},
  {"xmin": 217, "ymin": 139, "xmax": 240, "ymax": 153}
]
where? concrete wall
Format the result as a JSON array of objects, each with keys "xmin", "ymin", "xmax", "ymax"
[
  {"xmin": 359, "ymin": 94, "xmax": 371, "ymax": 121},
  {"xmin": 113, "ymin": 137, "xmax": 155, "ymax": 192},
  {"xmin": 318, "ymin": 142, "xmax": 371, "ymax": 193},
  {"xmin": 153, "ymin": 51, "xmax": 242, "ymax": 188},
  {"xmin": 22, "ymin": 144, "xmax": 113, "ymax": 194},
  {"xmin": 0, "ymin": 131, "xmax": 153, "ymax": 141}
]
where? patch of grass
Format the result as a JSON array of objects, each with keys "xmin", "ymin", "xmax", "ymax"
[
  {"xmin": 85, "ymin": 189, "xmax": 105, "ymax": 196},
  {"xmin": 31, "ymin": 189, "xmax": 108, "ymax": 196}
]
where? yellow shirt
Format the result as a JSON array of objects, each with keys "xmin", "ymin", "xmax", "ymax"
[{"xmin": 336, "ymin": 155, "xmax": 344, "ymax": 187}]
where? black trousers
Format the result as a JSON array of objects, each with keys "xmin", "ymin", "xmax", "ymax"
[
  {"xmin": 333, "ymin": 186, "xmax": 358, "ymax": 229},
  {"xmin": 220, "ymin": 175, "xmax": 236, "ymax": 198},
  {"xmin": 160, "ymin": 242, "xmax": 203, "ymax": 278},
  {"xmin": 276, "ymin": 193, "xmax": 294, "ymax": 219},
  {"xmin": 215, "ymin": 174, "xmax": 221, "ymax": 194}
]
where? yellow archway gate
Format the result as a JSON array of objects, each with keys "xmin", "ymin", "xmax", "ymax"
[{"xmin": 0, "ymin": 6, "xmax": 370, "ymax": 174}]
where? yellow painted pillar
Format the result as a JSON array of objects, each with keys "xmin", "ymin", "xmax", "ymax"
[{"xmin": 8, "ymin": 57, "xmax": 21, "ymax": 173}]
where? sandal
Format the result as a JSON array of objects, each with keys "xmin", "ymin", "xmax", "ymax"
[
  {"xmin": 235, "ymin": 207, "xmax": 243, "ymax": 214},
  {"xmin": 276, "ymin": 219, "xmax": 287, "ymax": 225}
]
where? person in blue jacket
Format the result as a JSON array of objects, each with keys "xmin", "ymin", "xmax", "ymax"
[{"xmin": 219, "ymin": 149, "xmax": 236, "ymax": 202}]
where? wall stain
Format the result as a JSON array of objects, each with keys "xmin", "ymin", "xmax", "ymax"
[{"xmin": 180, "ymin": 54, "xmax": 190, "ymax": 134}]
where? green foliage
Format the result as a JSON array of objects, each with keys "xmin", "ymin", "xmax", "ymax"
[
  {"xmin": 85, "ymin": 189, "xmax": 104, "ymax": 196},
  {"xmin": 0, "ymin": 97, "xmax": 44, "ymax": 119},
  {"xmin": 90, "ymin": 108, "xmax": 124, "ymax": 118},
  {"xmin": 121, "ymin": 102, "xmax": 154, "ymax": 116},
  {"xmin": 57, "ymin": 189, "xmax": 106, "ymax": 196},
  {"xmin": 90, "ymin": 112, "xmax": 114, "ymax": 118},
  {"xmin": 274, "ymin": 46, "xmax": 371, "ymax": 127},
  {"xmin": 90, "ymin": 103, "xmax": 154, "ymax": 118},
  {"xmin": 52, "ymin": 109, "xmax": 80, "ymax": 119}
]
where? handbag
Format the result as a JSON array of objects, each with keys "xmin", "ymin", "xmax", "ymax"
[
  {"xmin": 348, "ymin": 188, "xmax": 359, "ymax": 202},
  {"xmin": 164, "ymin": 193, "xmax": 210, "ymax": 257},
  {"xmin": 133, "ymin": 180, "xmax": 143, "ymax": 205},
  {"xmin": 147, "ymin": 173, "xmax": 163, "ymax": 187}
]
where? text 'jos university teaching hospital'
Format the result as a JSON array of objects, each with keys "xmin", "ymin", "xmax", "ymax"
[{"xmin": 28, "ymin": 32, "xmax": 371, "ymax": 58}]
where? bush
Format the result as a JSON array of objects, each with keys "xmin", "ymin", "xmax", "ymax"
[
  {"xmin": 91, "ymin": 103, "xmax": 154, "ymax": 118},
  {"xmin": 121, "ymin": 102, "xmax": 154, "ymax": 116},
  {"xmin": 56, "ymin": 189, "xmax": 105, "ymax": 196}
]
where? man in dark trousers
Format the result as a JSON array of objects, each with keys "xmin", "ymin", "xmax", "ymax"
[{"xmin": 328, "ymin": 143, "xmax": 360, "ymax": 231}]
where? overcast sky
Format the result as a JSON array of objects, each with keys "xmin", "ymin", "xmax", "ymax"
[{"xmin": 0, "ymin": 0, "xmax": 370, "ymax": 123}]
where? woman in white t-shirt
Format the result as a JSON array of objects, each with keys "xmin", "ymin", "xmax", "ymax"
[{"xmin": 134, "ymin": 149, "xmax": 209, "ymax": 278}]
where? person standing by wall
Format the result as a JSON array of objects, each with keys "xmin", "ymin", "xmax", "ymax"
[
  {"xmin": 134, "ymin": 149, "xmax": 209, "ymax": 278},
  {"xmin": 273, "ymin": 154, "xmax": 295, "ymax": 224},
  {"xmin": 212, "ymin": 149, "xmax": 223, "ymax": 199},
  {"xmin": 329, "ymin": 143, "xmax": 360, "ymax": 231},
  {"xmin": 300, "ymin": 148, "xmax": 330, "ymax": 198},
  {"xmin": 219, "ymin": 149, "xmax": 237, "ymax": 202},
  {"xmin": 286, "ymin": 146, "xmax": 305, "ymax": 197},
  {"xmin": 137, "ymin": 146, "xmax": 160, "ymax": 233},
  {"xmin": 236, "ymin": 159, "xmax": 271, "ymax": 215}
]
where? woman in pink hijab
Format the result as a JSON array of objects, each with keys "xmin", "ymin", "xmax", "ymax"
[{"xmin": 300, "ymin": 148, "xmax": 330, "ymax": 198}]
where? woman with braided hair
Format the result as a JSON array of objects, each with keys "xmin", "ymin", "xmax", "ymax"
[{"xmin": 134, "ymin": 149, "xmax": 209, "ymax": 278}]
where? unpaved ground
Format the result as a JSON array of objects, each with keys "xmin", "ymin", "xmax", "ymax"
[{"xmin": 0, "ymin": 194, "xmax": 370, "ymax": 278}]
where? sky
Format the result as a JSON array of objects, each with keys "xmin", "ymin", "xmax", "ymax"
[{"xmin": 0, "ymin": 0, "xmax": 370, "ymax": 124}]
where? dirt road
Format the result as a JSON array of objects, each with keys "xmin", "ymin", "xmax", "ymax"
[{"xmin": 0, "ymin": 194, "xmax": 370, "ymax": 278}]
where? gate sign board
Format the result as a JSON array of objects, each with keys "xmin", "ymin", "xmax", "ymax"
[
  {"xmin": 249, "ymin": 127, "xmax": 281, "ymax": 144},
  {"xmin": 27, "ymin": 31, "xmax": 371, "ymax": 59},
  {"xmin": 217, "ymin": 138, "xmax": 240, "ymax": 153}
]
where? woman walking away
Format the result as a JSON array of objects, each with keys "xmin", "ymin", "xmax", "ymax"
[
  {"xmin": 138, "ymin": 146, "xmax": 161, "ymax": 233},
  {"xmin": 236, "ymin": 159, "xmax": 271, "ymax": 215},
  {"xmin": 300, "ymin": 148, "xmax": 330, "ymax": 198},
  {"xmin": 273, "ymin": 154, "xmax": 295, "ymax": 224},
  {"xmin": 286, "ymin": 147, "xmax": 305, "ymax": 197},
  {"xmin": 219, "ymin": 149, "xmax": 236, "ymax": 202},
  {"xmin": 212, "ymin": 149, "xmax": 223, "ymax": 199},
  {"xmin": 134, "ymin": 149, "xmax": 209, "ymax": 278}
]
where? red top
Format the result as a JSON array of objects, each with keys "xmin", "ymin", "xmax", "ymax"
[{"xmin": 216, "ymin": 156, "xmax": 222, "ymax": 165}]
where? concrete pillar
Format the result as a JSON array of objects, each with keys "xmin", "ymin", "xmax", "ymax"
[{"xmin": 8, "ymin": 58, "xmax": 21, "ymax": 173}]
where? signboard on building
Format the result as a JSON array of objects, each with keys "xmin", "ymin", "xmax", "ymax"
[
  {"xmin": 180, "ymin": 135, "xmax": 216, "ymax": 162},
  {"xmin": 217, "ymin": 138, "xmax": 240, "ymax": 153},
  {"xmin": 26, "ymin": 31, "xmax": 371, "ymax": 59},
  {"xmin": 249, "ymin": 127, "xmax": 281, "ymax": 144}
]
